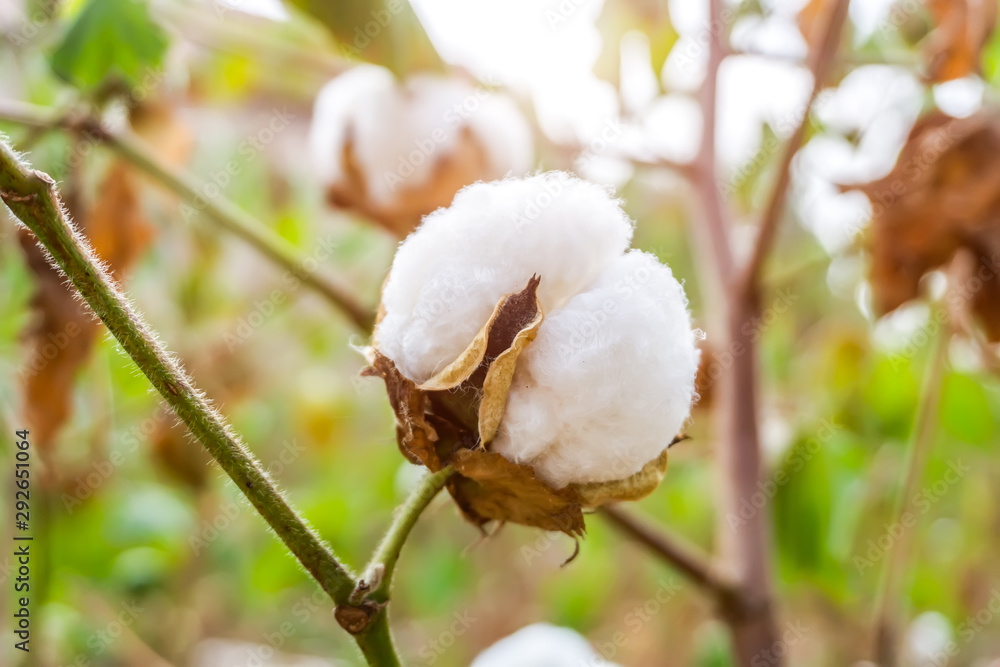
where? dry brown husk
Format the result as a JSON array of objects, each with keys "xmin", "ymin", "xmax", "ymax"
[{"xmin": 848, "ymin": 111, "xmax": 1000, "ymax": 341}]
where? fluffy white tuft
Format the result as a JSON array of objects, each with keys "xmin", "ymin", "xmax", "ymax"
[
  {"xmin": 492, "ymin": 250, "xmax": 699, "ymax": 487},
  {"xmin": 375, "ymin": 173, "xmax": 634, "ymax": 383},
  {"xmin": 309, "ymin": 65, "xmax": 533, "ymax": 204},
  {"xmin": 374, "ymin": 173, "xmax": 698, "ymax": 487},
  {"xmin": 471, "ymin": 623, "xmax": 619, "ymax": 667}
]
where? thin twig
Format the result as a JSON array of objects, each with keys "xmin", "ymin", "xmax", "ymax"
[
  {"xmin": 693, "ymin": 0, "xmax": 735, "ymax": 287},
  {"xmin": 0, "ymin": 137, "xmax": 358, "ymax": 606},
  {"xmin": 0, "ymin": 100, "xmax": 376, "ymax": 331},
  {"xmin": 741, "ymin": 0, "xmax": 850, "ymax": 297},
  {"xmin": 345, "ymin": 466, "xmax": 454, "ymax": 666},
  {"xmin": 871, "ymin": 308, "xmax": 950, "ymax": 666},
  {"xmin": 600, "ymin": 505, "xmax": 731, "ymax": 597}
]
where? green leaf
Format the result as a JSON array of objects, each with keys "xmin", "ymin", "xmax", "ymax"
[
  {"xmin": 287, "ymin": 0, "xmax": 444, "ymax": 78},
  {"xmin": 50, "ymin": 0, "xmax": 169, "ymax": 91}
]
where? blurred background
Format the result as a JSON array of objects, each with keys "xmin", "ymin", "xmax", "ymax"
[{"xmin": 2, "ymin": 0, "xmax": 1000, "ymax": 665}]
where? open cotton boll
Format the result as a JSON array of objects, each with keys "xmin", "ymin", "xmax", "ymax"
[
  {"xmin": 492, "ymin": 250, "xmax": 699, "ymax": 487},
  {"xmin": 374, "ymin": 173, "xmax": 635, "ymax": 383},
  {"xmin": 309, "ymin": 65, "xmax": 534, "ymax": 236},
  {"xmin": 471, "ymin": 623, "xmax": 619, "ymax": 667}
]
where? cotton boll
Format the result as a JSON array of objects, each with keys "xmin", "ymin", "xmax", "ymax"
[
  {"xmin": 492, "ymin": 250, "xmax": 698, "ymax": 487},
  {"xmin": 374, "ymin": 173, "xmax": 635, "ymax": 382},
  {"xmin": 309, "ymin": 65, "xmax": 395, "ymax": 188},
  {"xmin": 471, "ymin": 623, "xmax": 619, "ymax": 667},
  {"xmin": 309, "ymin": 66, "xmax": 534, "ymax": 236}
]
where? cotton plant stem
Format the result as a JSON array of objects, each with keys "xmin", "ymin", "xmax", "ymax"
[
  {"xmin": 364, "ymin": 466, "xmax": 454, "ymax": 603},
  {"xmin": 871, "ymin": 318, "xmax": 949, "ymax": 666},
  {"xmin": 693, "ymin": 0, "xmax": 735, "ymax": 289},
  {"xmin": 601, "ymin": 506, "xmax": 732, "ymax": 597},
  {"xmin": 0, "ymin": 137, "xmax": 357, "ymax": 606},
  {"xmin": 740, "ymin": 0, "xmax": 851, "ymax": 297},
  {"xmin": 347, "ymin": 466, "xmax": 453, "ymax": 666},
  {"xmin": 0, "ymin": 100, "xmax": 376, "ymax": 332}
]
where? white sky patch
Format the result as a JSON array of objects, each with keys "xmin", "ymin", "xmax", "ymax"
[
  {"xmin": 872, "ymin": 301, "xmax": 931, "ymax": 352},
  {"xmin": 849, "ymin": 0, "xmax": 901, "ymax": 44},
  {"xmin": 717, "ymin": 55, "xmax": 813, "ymax": 169},
  {"xmin": 412, "ymin": 0, "xmax": 614, "ymax": 146},
  {"xmin": 795, "ymin": 65, "xmax": 923, "ymax": 253},
  {"xmin": 643, "ymin": 94, "xmax": 702, "ymax": 163},
  {"xmin": 620, "ymin": 31, "xmax": 659, "ymax": 115},
  {"xmin": 934, "ymin": 76, "xmax": 986, "ymax": 118},
  {"xmin": 731, "ymin": 14, "xmax": 808, "ymax": 60},
  {"xmin": 215, "ymin": 0, "xmax": 289, "ymax": 21}
]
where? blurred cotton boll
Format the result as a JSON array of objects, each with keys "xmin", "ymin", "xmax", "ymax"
[
  {"xmin": 374, "ymin": 173, "xmax": 699, "ymax": 488},
  {"xmin": 309, "ymin": 64, "xmax": 533, "ymax": 237},
  {"xmin": 471, "ymin": 623, "xmax": 620, "ymax": 667}
]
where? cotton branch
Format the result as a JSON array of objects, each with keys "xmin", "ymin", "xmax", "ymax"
[
  {"xmin": 339, "ymin": 466, "xmax": 454, "ymax": 667},
  {"xmin": 741, "ymin": 0, "xmax": 851, "ymax": 297},
  {"xmin": 0, "ymin": 136, "xmax": 357, "ymax": 605},
  {"xmin": 600, "ymin": 506, "xmax": 731, "ymax": 597},
  {"xmin": 0, "ymin": 100, "xmax": 375, "ymax": 332},
  {"xmin": 693, "ymin": 0, "xmax": 736, "ymax": 288}
]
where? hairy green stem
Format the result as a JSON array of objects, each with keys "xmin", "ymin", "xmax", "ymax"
[
  {"xmin": 0, "ymin": 136, "xmax": 357, "ymax": 605},
  {"xmin": 366, "ymin": 466, "xmax": 453, "ymax": 603},
  {"xmin": 347, "ymin": 466, "xmax": 452, "ymax": 665},
  {"xmin": 0, "ymin": 100, "xmax": 375, "ymax": 332}
]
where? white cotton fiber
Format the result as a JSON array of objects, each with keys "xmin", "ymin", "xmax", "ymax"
[
  {"xmin": 375, "ymin": 173, "xmax": 634, "ymax": 383},
  {"xmin": 492, "ymin": 251, "xmax": 699, "ymax": 487},
  {"xmin": 309, "ymin": 65, "xmax": 533, "ymax": 205},
  {"xmin": 374, "ymin": 173, "xmax": 699, "ymax": 487},
  {"xmin": 471, "ymin": 623, "xmax": 619, "ymax": 667}
]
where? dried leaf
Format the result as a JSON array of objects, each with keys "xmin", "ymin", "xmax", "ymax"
[
  {"xmin": 17, "ymin": 229, "xmax": 100, "ymax": 452},
  {"xmin": 849, "ymin": 111, "xmax": 1000, "ymax": 341},
  {"xmin": 567, "ymin": 450, "xmax": 669, "ymax": 507},
  {"xmin": 448, "ymin": 448, "xmax": 585, "ymax": 536},
  {"xmin": 924, "ymin": 0, "xmax": 998, "ymax": 83},
  {"xmin": 17, "ymin": 101, "xmax": 190, "ymax": 452},
  {"xmin": 363, "ymin": 352, "xmax": 441, "ymax": 470}
]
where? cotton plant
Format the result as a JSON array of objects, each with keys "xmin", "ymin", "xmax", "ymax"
[
  {"xmin": 365, "ymin": 172, "xmax": 700, "ymax": 536},
  {"xmin": 310, "ymin": 64, "xmax": 533, "ymax": 237}
]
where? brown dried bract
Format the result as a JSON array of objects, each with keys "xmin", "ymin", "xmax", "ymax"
[
  {"xmin": 849, "ymin": 111, "xmax": 1000, "ymax": 341},
  {"xmin": 362, "ymin": 353, "xmax": 442, "ymax": 471},
  {"xmin": 327, "ymin": 126, "xmax": 490, "ymax": 238},
  {"xmin": 448, "ymin": 448, "xmax": 585, "ymax": 536}
]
